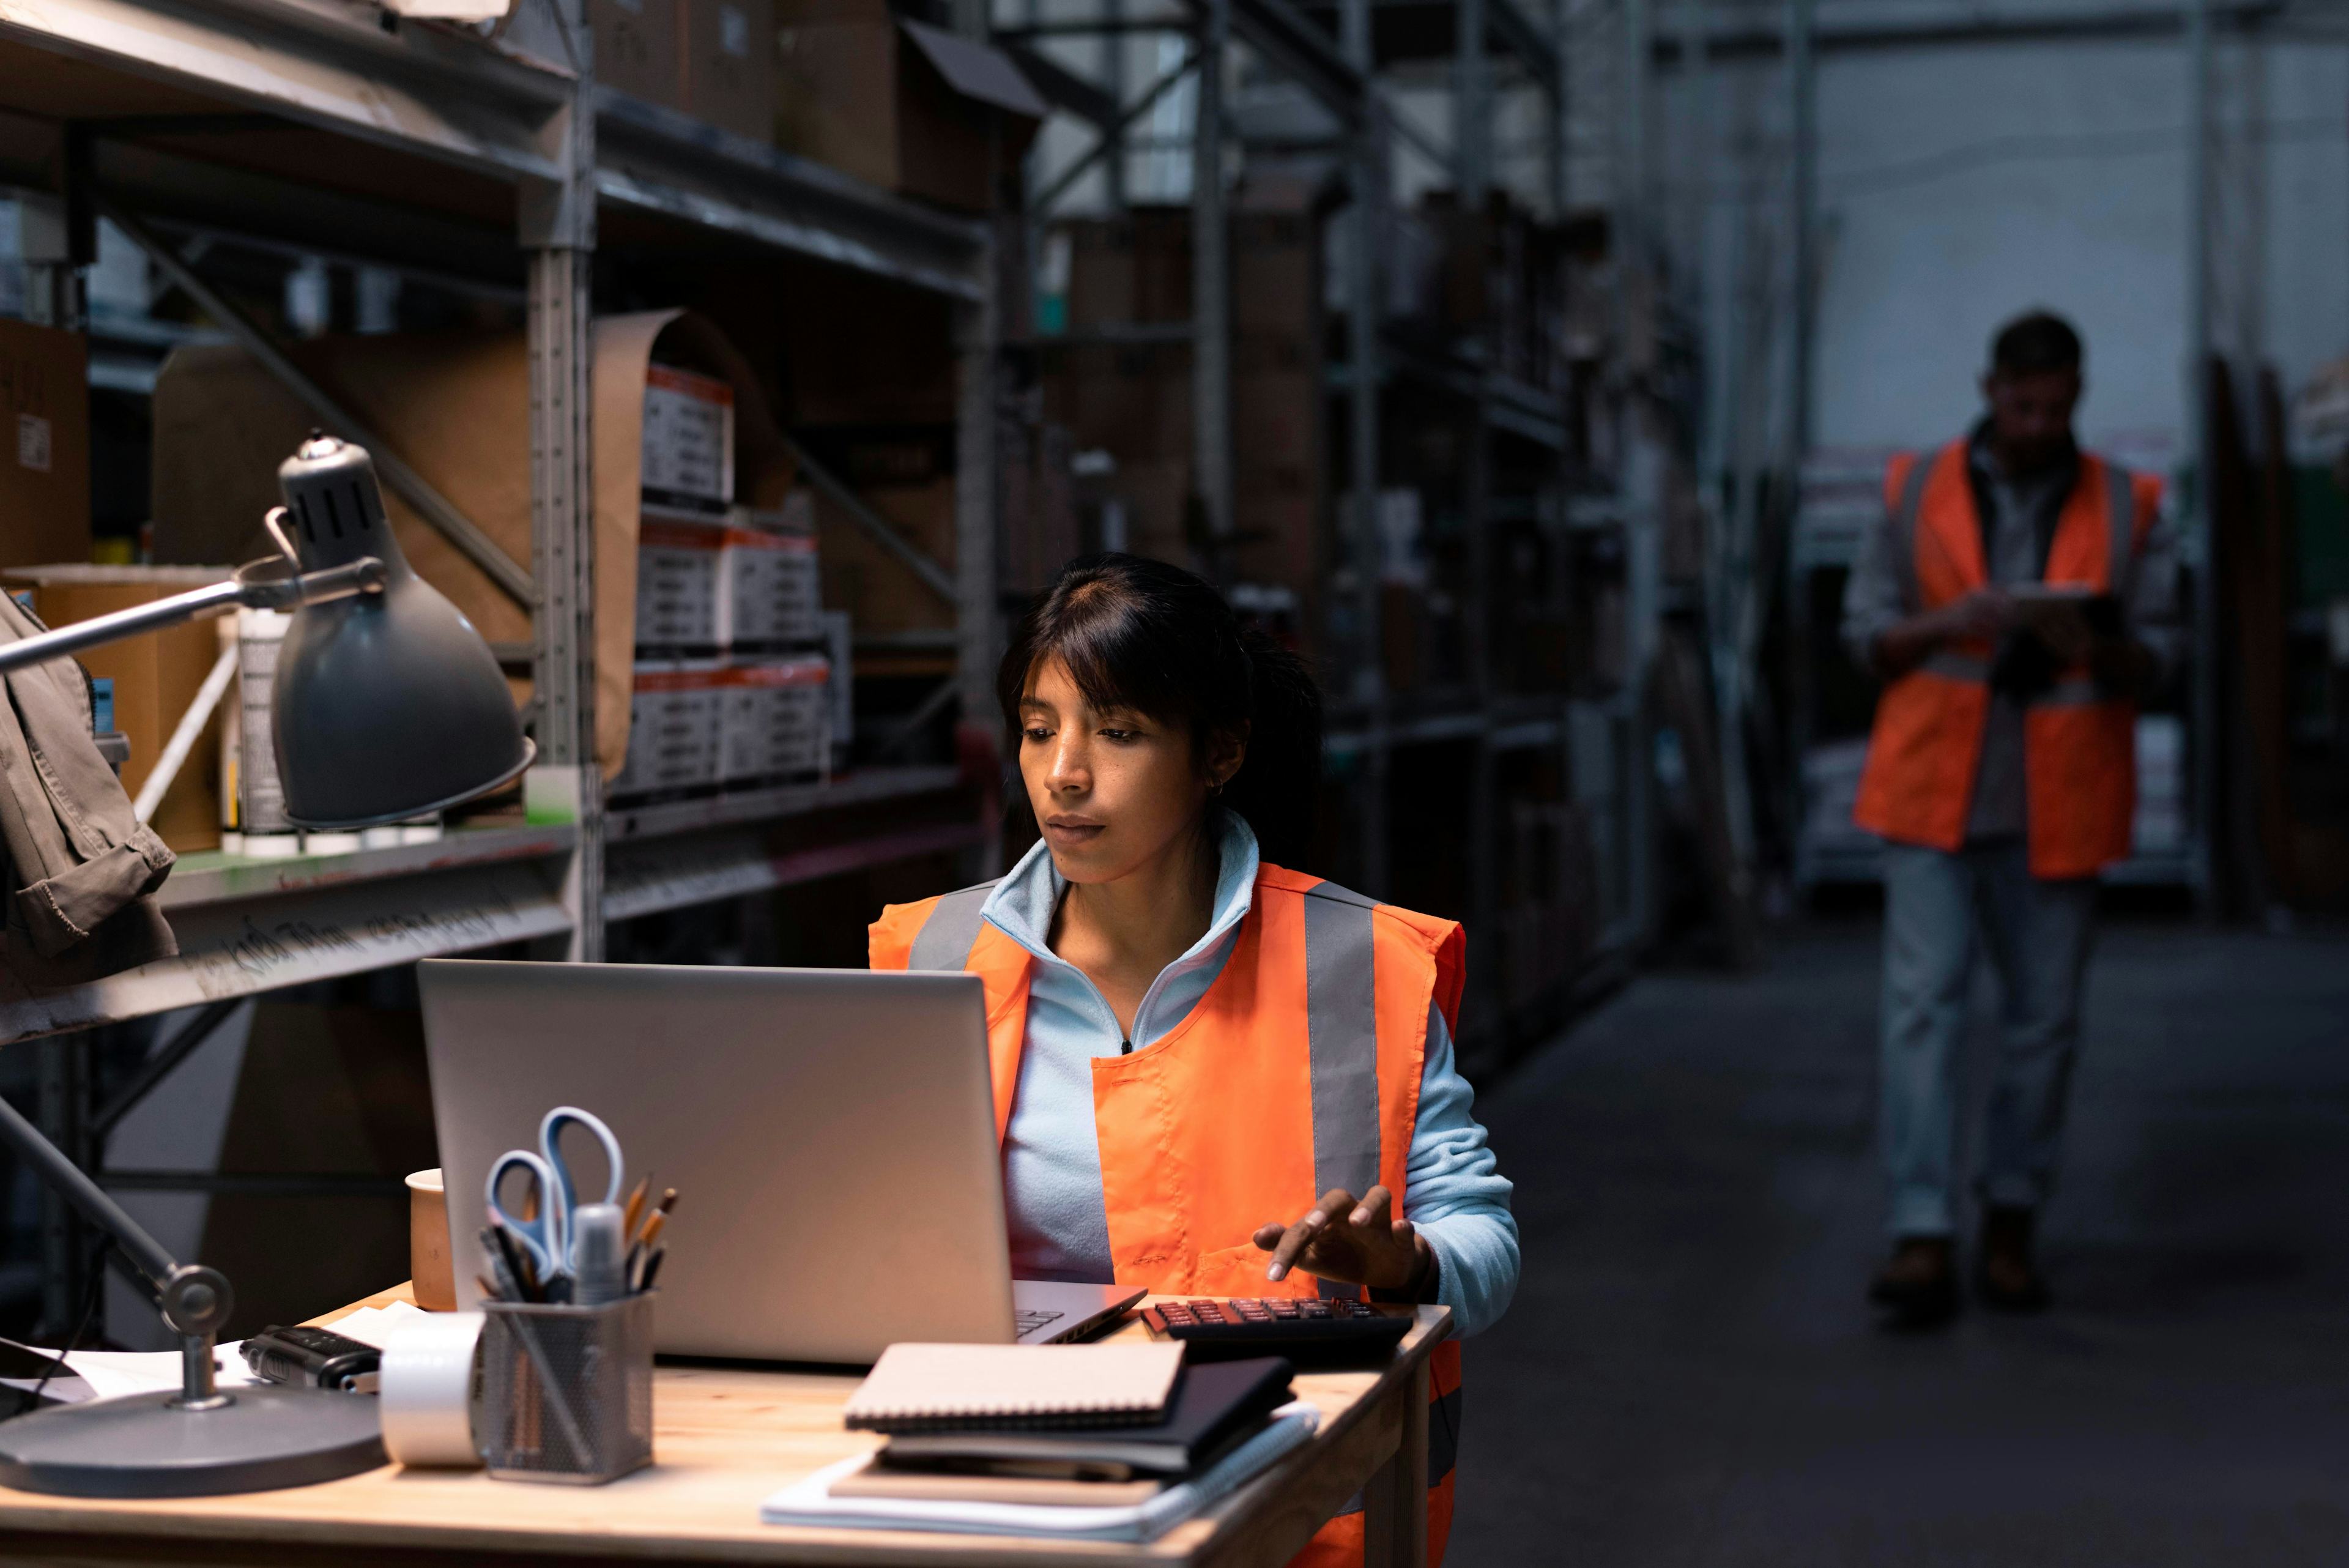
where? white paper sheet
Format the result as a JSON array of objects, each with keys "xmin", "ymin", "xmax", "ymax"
[
  {"xmin": 759, "ymin": 1403, "xmax": 1321, "ymax": 1542},
  {"xmin": 319, "ymin": 1301, "xmax": 430, "ymax": 1350}
]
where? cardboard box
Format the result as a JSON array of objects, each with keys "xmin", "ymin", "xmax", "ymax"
[
  {"xmin": 610, "ymin": 660, "xmax": 725, "ymax": 798},
  {"xmin": 636, "ymin": 510, "xmax": 725, "ymax": 650},
  {"xmin": 716, "ymin": 494, "xmax": 822, "ymax": 648},
  {"xmin": 593, "ymin": 0, "xmax": 681, "ymax": 107},
  {"xmin": 815, "ymin": 477, "xmax": 955, "ymax": 638},
  {"xmin": 0, "ymin": 319, "xmax": 91, "ymax": 571},
  {"xmin": 717, "ymin": 655, "xmax": 831, "ymax": 781},
  {"xmin": 642, "ymin": 362, "xmax": 736, "ymax": 508},
  {"xmin": 680, "ymin": 0, "xmax": 774, "ymax": 139},
  {"xmin": 774, "ymin": 18, "xmax": 1045, "ymax": 212},
  {"xmin": 3, "ymin": 565, "xmax": 232, "ymax": 852},
  {"xmin": 150, "ymin": 311, "xmax": 798, "ymax": 781}
]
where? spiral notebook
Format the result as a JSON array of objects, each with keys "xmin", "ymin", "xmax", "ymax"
[{"xmin": 842, "ymin": 1342, "xmax": 1185, "ymax": 1433}]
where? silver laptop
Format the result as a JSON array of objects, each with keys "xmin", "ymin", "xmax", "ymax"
[{"xmin": 417, "ymin": 959, "xmax": 1141, "ymax": 1363}]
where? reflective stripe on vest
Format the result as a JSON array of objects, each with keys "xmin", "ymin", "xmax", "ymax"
[
  {"xmin": 1852, "ymin": 439, "xmax": 2153, "ymax": 880},
  {"xmin": 907, "ymin": 882, "xmax": 997, "ymax": 970}
]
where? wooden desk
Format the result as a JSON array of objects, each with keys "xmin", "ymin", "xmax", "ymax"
[{"xmin": 0, "ymin": 1287, "xmax": 1450, "ymax": 1568}]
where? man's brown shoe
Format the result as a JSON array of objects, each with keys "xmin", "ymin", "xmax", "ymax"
[
  {"xmin": 1978, "ymin": 1205, "xmax": 2051, "ymax": 1312},
  {"xmin": 1868, "ymin": 1236, "xmax": 1958, "ymax": 1326}
]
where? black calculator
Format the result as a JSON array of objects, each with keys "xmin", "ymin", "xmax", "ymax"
[{"xmin": 1139, "ymin": 1297, "xmax": 1413, "ymax": 1362}]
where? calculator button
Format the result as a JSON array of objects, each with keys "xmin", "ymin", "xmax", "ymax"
[{"xmin": 1270, "ymin": 1301, "xmax": 1300, "ymax": 1318}]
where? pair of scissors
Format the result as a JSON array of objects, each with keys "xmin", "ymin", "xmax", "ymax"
[{"xmin": 485, "ymin": 1105, "xmax": 625, "ymax": 1285}]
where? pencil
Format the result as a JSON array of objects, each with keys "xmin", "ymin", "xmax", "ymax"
[{"xmin": 621, "ymin": 1175, "xmax": 651, "ymax": 1241}]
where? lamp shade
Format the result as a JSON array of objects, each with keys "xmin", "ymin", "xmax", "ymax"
[{"xmin": 270, "ymin": 435, "xmax": 533, "ymax": 828}]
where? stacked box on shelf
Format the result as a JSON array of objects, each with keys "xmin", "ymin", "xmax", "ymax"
[
  {"xmin": 1039, "ymin": 177, "xmax": 1327, "ymax": 637},
  {"xmin": 612, "ymin": 660, "xmax": 727, "ymax": 798},
  {"xmin": 620, "ymin": 362, "xmax": 735, "ymax": 800},
  {"xmin": 716, "ymin": 491, "xmax": 832, "ymax": 786},
  {"xmin": 717, "ymin": 656, "xmax": 833, "ymax": 782},
  {"xmin": 716, "ymin": 490, "xmax": 822, "ymax": 650}
]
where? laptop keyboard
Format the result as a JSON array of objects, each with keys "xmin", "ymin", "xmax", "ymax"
[{"xmin": 1014, "ymin": 1308, "xmax": 1066, "ymax": 1336}]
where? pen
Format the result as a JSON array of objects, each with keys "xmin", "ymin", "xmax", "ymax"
[
  {"xmin": 486, "ymin": 1221, "xmax": 538, "ymax": 1304},
  {"xmin": 638, "ymin": 1248, "xmax": 666, "ymax": 1292}
]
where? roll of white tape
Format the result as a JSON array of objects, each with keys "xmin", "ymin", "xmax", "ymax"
[{"xmin": 379, "ymin": 1310, "xmax": 484, "ymax": 1468}]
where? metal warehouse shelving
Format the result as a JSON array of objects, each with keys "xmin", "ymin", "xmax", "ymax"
[
  {"xmin": 0, "ymin": 0, "xmax": 1005, "ymax": 1062},
  {"xmin": 0, "ymin": 0, "xmax": 1015, "ymax": 1328},
  {"xmin": 1001, "ymin": 0, "xmax": 1666, "ymax": 1068}
]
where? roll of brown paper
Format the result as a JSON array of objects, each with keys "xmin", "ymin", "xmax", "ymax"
[{"xmin": 407, "ymin": 1168, "xmax": 456, "ymax": 1312}]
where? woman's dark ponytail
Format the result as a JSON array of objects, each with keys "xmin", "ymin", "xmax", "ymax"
[{"xmin": 998, "ymin": 554, "xmax": 1324, "ymax": 869}]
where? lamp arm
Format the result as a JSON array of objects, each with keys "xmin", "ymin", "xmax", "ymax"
[
  {"xmin": 0, "ymin": 1072, "xmax": 240, "ymax": 1406},
  {"xmin": 0, "ymin": 1091, "xmax": 177, "ymax": 1285},
  {"xmin": 0, "ymin": 558, "xmax": 387, "ymax": 681}
]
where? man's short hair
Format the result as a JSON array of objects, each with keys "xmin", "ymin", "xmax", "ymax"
[{"xmin": 1990, "ymin": 311, "xmax": 2082, "ymax": 377}]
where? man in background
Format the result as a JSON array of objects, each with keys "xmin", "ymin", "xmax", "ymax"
[{"xmin": 1842, "ymin": 311, "xmax": 2179, "ymax": 1325}]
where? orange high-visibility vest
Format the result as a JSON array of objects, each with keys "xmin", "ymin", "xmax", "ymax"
[
  {"xmin": 870, "ymin": 863, "xmax": 1468, "ymax": 1568},
  {"xmin": 1852, "ymin": 439, "xmax": 2162, "ymax": 880}
]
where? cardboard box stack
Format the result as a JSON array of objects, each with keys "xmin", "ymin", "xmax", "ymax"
[
  {"xmin": 774, "ymin": 0, "xmax": 1045, "ymax": 213},
  {"xmin": 623, "ymin": 362, "xmax": 831, "ymax": 798},
  {"xmin": 1039, "ymin": 177, "xmax": 1327, "ymax": 639},
  {"xmin": 148, "ymin": 310, "xmax": 812, "ymax": 795},
  {"xmin": 0, "ymin": 565, "xmax": 232, "ymax": 853}
]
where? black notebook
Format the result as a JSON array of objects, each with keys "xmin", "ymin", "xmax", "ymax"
[{"xmin": 879, "ymin": 1356, "xmax": 1296, "ymax": 1477}]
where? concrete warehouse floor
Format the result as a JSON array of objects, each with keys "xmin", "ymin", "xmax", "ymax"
[{"xmin": 1448, "ymin": 918, "xmax": 2349, "ymax": 1567}]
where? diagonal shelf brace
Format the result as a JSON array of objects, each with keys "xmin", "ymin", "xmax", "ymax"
[
  {"xmin": 100, "ymin": 195, "xmax": 539, "ymax": 610},
  {"xmin": 781, "ymin": 433, "xmax": 957, "ymax": 606}
]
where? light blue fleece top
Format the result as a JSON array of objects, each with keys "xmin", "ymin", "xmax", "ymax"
[{"xmin": 978, "ymin": 815, "xmax": 1520, "ymax": 1338}]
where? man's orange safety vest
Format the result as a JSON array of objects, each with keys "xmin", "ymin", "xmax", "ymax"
[
  {"xmin": 870, "ymin": 862, "xmax": 1468, "ymax": 1568},
  {"xmin": 1852, "ymin": 438, "xmax": 2162, "ymax": 880}
]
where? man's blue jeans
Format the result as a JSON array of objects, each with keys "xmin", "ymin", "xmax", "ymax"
[{"xmin": 1879, "ymin": 839, "xmax": 2099, "ymax": 1238}]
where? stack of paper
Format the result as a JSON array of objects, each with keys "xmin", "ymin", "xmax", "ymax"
[{"xmin": 760, "ymin": 1403, "xmax": 1320, "ymax": 1542}]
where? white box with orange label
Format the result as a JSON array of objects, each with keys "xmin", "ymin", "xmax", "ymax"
[
  {"xmin": 716, "ymin": 491, "xmax": 820, "ymax": 648},
  {"xmin": 612, "ymin": 660, "xmax": 726, "ymax": 797},
  {"xmin": 718, "ymin": 656, "xmax": 832, "ymax": 782},
  {"xmin": 641, "ymin": 363, "xmax": 735, "ymax": 507},
  {"xmin": 636, "ymin": 509, "xmax": 724, "ymax": 649}
]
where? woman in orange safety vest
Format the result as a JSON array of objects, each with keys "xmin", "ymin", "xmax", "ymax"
[{"xmin": 869, "ymin": 554, "xmax": 1520, "ymax": 1568}]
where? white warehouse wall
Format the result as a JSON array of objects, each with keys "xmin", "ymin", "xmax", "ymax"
[{"xmin": 1659, "ymin": 28, "xmax": 2349, "ymax": 466}]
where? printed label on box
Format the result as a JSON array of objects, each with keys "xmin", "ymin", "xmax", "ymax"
[
  {"xmin": 17, "ymin": 412, "xmax": 50, "ymax": 473},
  {"xmin": 642, "ymin": 365, "xmax": 735, "ymax": 506},
  {"xmin": 719, "ymin": 2, "xmax": 749, "ymax": 56},
  {"xmin": 636, "ymin": 517, "xmax": 725, "ymax": 649}
]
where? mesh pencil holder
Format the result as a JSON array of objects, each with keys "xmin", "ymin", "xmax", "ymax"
[{"xmin": 480, "ymin": 1293, "xmax": 655, "ymax": 1484}]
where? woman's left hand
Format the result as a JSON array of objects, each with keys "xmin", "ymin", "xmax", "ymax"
[{"xmin": 1252, "ymin": 1185, "xmax": 1433, "ymax": 1296}]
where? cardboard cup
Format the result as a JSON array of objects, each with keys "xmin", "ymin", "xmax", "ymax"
[{"xmin": 407, "ymin": 1169, "xmax": 456, "ymax": 1312}]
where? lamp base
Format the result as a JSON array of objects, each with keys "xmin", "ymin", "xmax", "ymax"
[{"xmin": 0, "ymin": 1384, "xmax": 385, "ymax": 1498}]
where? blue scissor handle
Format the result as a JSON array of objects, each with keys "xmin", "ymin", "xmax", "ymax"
[
  {"xmin": 538, "ymin": 1105, "xmax": 625, "ymax": 1235},
  {"xmin": 485, "ymin": 1149, "xmax": 563, "ymax": 1283}
]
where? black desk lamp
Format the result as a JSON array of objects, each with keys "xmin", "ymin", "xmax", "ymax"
[{"xmin": 0, "ymin": 434, "xmax": 533, "ymax": 1496}]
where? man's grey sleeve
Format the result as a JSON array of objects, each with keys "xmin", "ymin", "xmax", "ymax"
[
  {"xmin": 1841, "ymin": 497, "xmax": 1911, "ymax": 672},
  {"xmin": 2123, "ymin": 500, "xmax": 2184, "ymax": 689}
]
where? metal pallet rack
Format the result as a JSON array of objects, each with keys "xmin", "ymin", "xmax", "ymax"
[
  {"xmin": 0, "ymin": 0, "xmax": 1005, "ymax": 1325},
  {"xmin": 1002, "ymin": 0, "xmax": 1660, "ymax": 1068}
]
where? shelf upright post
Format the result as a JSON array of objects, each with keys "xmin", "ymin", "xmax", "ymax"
[
  {"xmin": 17, "ymin": 188, "xmax": 87, "ymax": 333},
  {"xmin": 1192, "ymin": 0, "xmax": 1234, "ymax": 566},
  {"xmin": 1341, "ymin": 0, "xmax": 1389, "ymax": 896},
  {"xmin": 1457, "ymin": 0, "xmax": 1496, "ymax": 997},
  {"xmin": 955, "ymin": 218, "xmax": 1004, "ymax": 875},
  {"xmin": 2186, "ymin": 0, "xmax": 2217, "ymax": 914},
  {"xmin": 522, "ymin": 0, "xmax": 603, "ymax": 960}
]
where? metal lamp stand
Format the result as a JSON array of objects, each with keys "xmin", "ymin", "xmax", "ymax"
[{"xmin": 0, "ymin": 1095, "xmax": 383, "ymax": 1496}]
